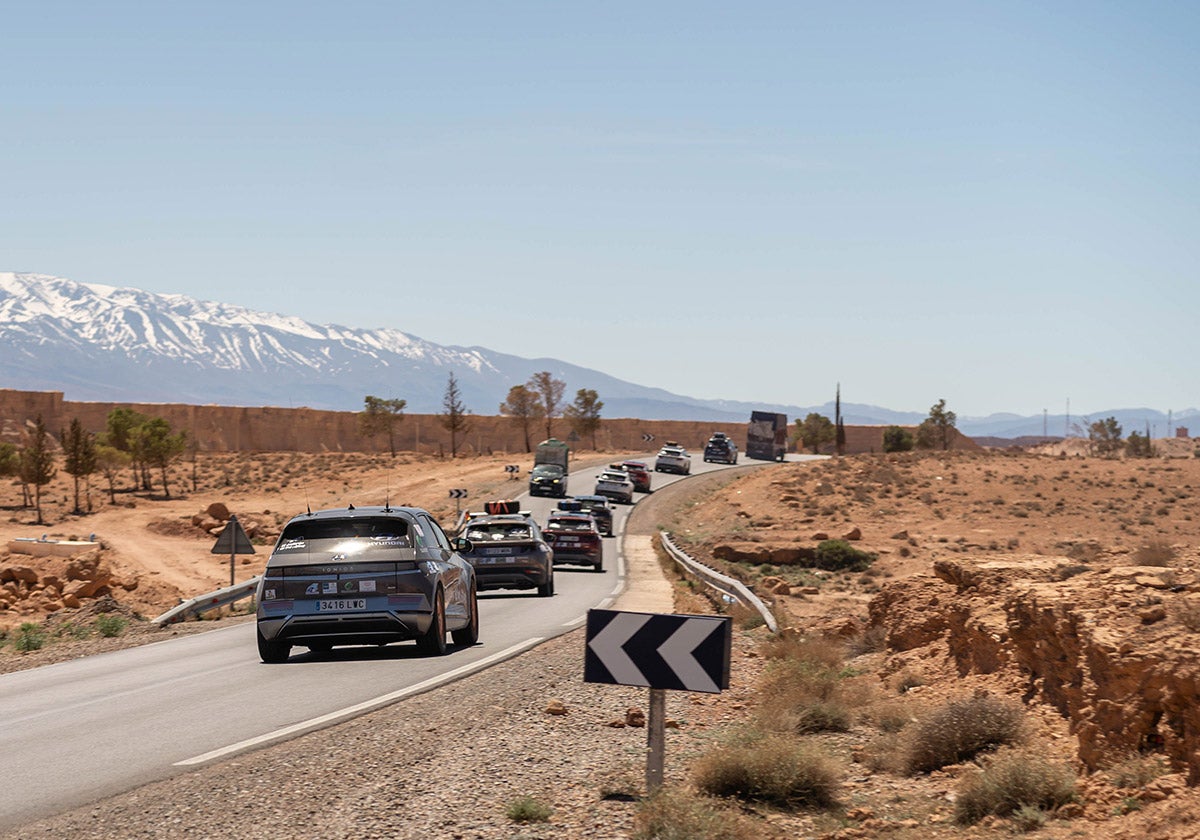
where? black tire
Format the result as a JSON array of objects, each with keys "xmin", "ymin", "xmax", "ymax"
[
  {"xmin": 257, "ymin": 629, "xmax": 291, "ymax": 664},
  {"xmin": 594, "ymin": 560, "xmax": 604, "ymax": 573},
  {"xmin": 417, "ymin": 589, "xmax": 448, "ymax": 656},
  {"xmin": 451, "ymin": 583, "xmax": 480, "ymax": 646},
  {"xmin": 537, "ymin": 574, "xmax": 554, "ymax": 597}
]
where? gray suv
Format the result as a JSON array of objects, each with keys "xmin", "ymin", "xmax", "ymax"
[{"xmin": 255, "ymin": 505, "xmax": 479, "ymax": 662}]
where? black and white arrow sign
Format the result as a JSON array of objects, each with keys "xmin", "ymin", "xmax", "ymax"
[
  {"xmin": 448, "ymin": 488, "xmax": 468, "ymax": 499},
  {"xmin": 641, "ymin": 433, "xmax": 655, "ymax": 442},
  {"xmin": 584, "ymin": 609, "xmax": 731, "ymax": 694}
]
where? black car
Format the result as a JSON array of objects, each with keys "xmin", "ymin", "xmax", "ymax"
[
  {"xmin": 562, "ymin": 495, "xmax": 614, "ymax": 537},
  {"xmin": 543, "ymin": 512, "xmax": 604, "ymax": 571},
  {"xmin": 255, "ymin": 505, "xmax": 479, "ymax": 662},
  {"xmin": 458, "ymin": 514, "xmax": 554, "ymax": 597},
  {"xmin": 703, "ymin": 432, "xmax": 738, "ymax": 465},
  {"xmin": 529, "ymin": 463, "xmax": 568, "ymax": 498}
]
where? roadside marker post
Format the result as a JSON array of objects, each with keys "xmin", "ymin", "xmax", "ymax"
[
  {"xmin": 584, "ymin": 609, "xmax": 732, "ymax": 793},
  {"xmin": 448, "ymin": 488, "xmax": 468, "ymax": 516},
  {"xmin": 211, "ymin": 514, "xmax": 256, "ymax": 587},
  {"xmin": 504, "ymin": 464, "xmax": 520, "ymax": 480}
]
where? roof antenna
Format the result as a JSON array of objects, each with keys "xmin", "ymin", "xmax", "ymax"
[
  {"xmin": 305, "ymin": 488, "xmax": 312, "ymax": 516},
  {"xmin": 384, "ymin": 477, "xmax": 392, "ymax": 512}
]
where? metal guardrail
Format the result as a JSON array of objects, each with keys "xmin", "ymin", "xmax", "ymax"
[
  {"xmin": 659, "ymin": 531, "xmax": 778, "ymax": 633},
  {"xmin": 152, "ymin": 576, "xmax": 261, "ymax": 626}
]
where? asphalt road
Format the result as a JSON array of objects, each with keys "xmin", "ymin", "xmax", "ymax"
[{"xmin": 0, "ymin": 450, "xmax": 805, "ymax": 830}]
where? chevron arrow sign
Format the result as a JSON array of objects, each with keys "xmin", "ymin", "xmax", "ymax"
[{"xmin": 584, "ymin": 609, "xmax": 731, "ymax": 693}]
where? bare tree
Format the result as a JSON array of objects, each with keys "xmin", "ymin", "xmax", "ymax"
[
  {"xmin": 499, "ymin": 385, "xmax": 543, "ymax": 453},
  {"xmin": 529, "ymin": 371, "xmax": 566, "ymax": 441},
  {"xmin": 438, "ymin": 373, "xmax": 471, "ymax": 458}
]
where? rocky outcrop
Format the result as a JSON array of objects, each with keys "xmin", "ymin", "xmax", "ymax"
[
  {"xmin": 870, "ymin": 556, "xmax": 1200, "ymax": 782},
  {"xmin": 0, "ymin": 548, "xmax": 132, "ymax": 623}
]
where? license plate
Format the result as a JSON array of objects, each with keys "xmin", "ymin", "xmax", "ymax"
[
  {"xmin": 317, "ymin": 598, "xmax": 366, "ymax": 611},
  {"xmin": 558, "ymin": 536, "xmax": 580, "ymax": 542},
  {"xmin": 483, "ymin": 546, "xmax": 516, "ymax": 555}
]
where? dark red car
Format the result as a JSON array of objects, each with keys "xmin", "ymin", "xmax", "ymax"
[
  {"xmin": 621, "ymin": 460, "xmax": 652, "ymax": 493},
  {"xmin": 543, "ymin": 512, "xmax": 604, "ymax": 572}
]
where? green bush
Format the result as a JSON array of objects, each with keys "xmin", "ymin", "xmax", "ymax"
[
  {"xmin": 954, "ymin": 750, "xmax": 1076, "ymax": 825},
  {"xmin": 12, "ymin": 622, "xmax": 47, "ymax": 652},
  {"xmin": 904, "ymin": 694, "xmax": 1025, "ymax": 774},
  {"xmin": 693, "ymin": 730, "xmax": 839, "ymax": 808},
  {"xmin": 505, "ymin": 795, "xmax": 552, "ymax": 823},
  {"xmin": 813, "ymin": 540, "xmax": 875, "ymax": 572},
  {"xmin": 634, "ymin": 787, "xmax": 754, "ymax": 840},
  {"xmin": 95, "ymin": 614, "xmax": 129, "ymax": 638},
  {"xmin": 882, "ymin": 426, "xmax": 914, "ymax": 453}
]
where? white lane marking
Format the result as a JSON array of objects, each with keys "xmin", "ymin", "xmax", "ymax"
[
  {"xmin": 174, "ymin": 638, "xmax": 544, "ymax": 766},
  {"xmin": 596, "ymin": 597, "xmax": 614, "ymax": 610}
]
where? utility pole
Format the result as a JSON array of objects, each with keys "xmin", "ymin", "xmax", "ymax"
[
  {"xmin": 1043, "ymin": 409, "xmax": 1047, "ymax": 440},
  {"xmin": 1065, "ymin": 398, "xmax": 1070, "ymax": 438}
]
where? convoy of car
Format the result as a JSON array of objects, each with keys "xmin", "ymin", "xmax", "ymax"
[
  {"xmin": 256, "ymin": 437, "xmax": 747, "ymax": 660},
  {"xmin": 458, "ymin": 513, "xmax": 555, "ymax": 597},
  {"xmin": 255, "ymin": 505, "xmax": 479, "ymax": 663},
  {"xmin": 594, "ymin": 467, "xmax": 636, "ymax": 504},
  {"xmin": 654, "ymin": 442, "xmax": 692, "ymax": 474}
]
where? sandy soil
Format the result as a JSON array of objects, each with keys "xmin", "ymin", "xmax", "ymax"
[{"xmin": 6, "ymin": 444, "xmax": 1200, "ymax": 838}]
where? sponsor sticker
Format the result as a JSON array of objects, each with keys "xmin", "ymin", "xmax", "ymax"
[
  {"xmin": 322, "ymin": 581, "xmax": 338, "ymax": 594},
  {"xmin": 360, "ymin": 580, "xmax": 376, "ymax": 592},
  {"xmin": 277, "ymin": 538, "xmax": 305, "ymax": 551},
  {"xmin": 341, "ymin": 580, "xmax": 357, "ymax": 593},
  {"xmin": 305, "ymin": 583, "xmax": 320, "ymax": 595},
  {"xmin": 264, "ymin": 588, "xmax": 276, "ymax": 600}
]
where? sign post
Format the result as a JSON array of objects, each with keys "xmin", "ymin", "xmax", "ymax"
[
  {"xmin": 584, "ymin": 609, "xmax": 732, "ymax": 794},
  {"xmin": 448, "ymin": 488, "xmax": 468, "ymax": 517},
  {"xmin": 210, "ymin": 514, "xmax": 256, "ymax": 587}
]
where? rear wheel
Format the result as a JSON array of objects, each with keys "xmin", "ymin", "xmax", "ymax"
[
  {"xmin": 257, "ymin": 629, "xmax": 291, "ymax": 664},
  {"xmin": 451, "ymin": 583, "xmax": 480, "ymax": 646},
  {"xmin": 537, "ymin": 573, "xmax": 555, "ymax": 597},
  {"xmin": 417, "ymin": 589, "xmax": 448, "ymax": 656},
  {"xmin": 594, "ymin": 559, "xmax": 604, "ymax": 573}
]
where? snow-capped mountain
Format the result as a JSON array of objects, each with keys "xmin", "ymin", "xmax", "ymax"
[
  {"xmin": 2, "ymin": 272, "xmax": 1195, "ymax": 437},
  {"xmin": 0, "ymin": 272, "xmax": 759, "ymax": 419}
]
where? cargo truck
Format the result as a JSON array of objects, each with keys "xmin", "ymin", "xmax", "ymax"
[
  {"xmin": 746, "ymin": 412, "xmax": 788, "ymax": 461},
  {"xmin": 529, "ymin": 438, "xmax": 570, "ymax": 497}
]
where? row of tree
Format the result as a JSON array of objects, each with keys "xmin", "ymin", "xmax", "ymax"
[
  {"xmin": 1086, "ymin": 416, "xmax": 1154, "ymax": 458},
  {"xmin": 0, "ymin": 410, "xmax": 188, "ymax": 524},
  {"xmin": 358, "ymin": 371, "xmax": 606, "ymax": 458},
  {"xmin": 793, "ymin": 399, "xmax": 960, "ymax": 454}
]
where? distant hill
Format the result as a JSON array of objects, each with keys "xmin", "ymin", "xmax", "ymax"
[{"xmin": 2, "ymin": 272, "xmax": 1195, "ymax": 438}]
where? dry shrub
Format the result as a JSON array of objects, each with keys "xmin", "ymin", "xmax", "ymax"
[
  {"xmin": 633, "ymin": 787, "xmax": 754, "ymax": 840},
  {"xmin": 693, "ymin": 730, "xmax": 839, "ymax": 809},
  {"xmin": 954, "ymin": 750, "xmax": 1076, "ymax": 825},
  {"xmin": 903, "ymin": 694, "xmax": 1025, "ymax": 774},
  {"xmin": 755, "ymin": 640, "xmax": 855, "ymax": 735},
  {"xmin": 760, "ymin": 632, "xmax": 845, "ymax": 666},
  {"xmin": 1134, "ymin": 539, "xmax": 1176, "ymax": 567},
  {"xmin": 846, "ymin": 622, "xmax": 888, "ymax": 656},
  {"xmin": 1106, "ymin": 753, "xmax": 1168, "ymax": 789}
]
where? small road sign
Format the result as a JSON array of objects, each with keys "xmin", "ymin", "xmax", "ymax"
[
  {"xmin": 642, "ymin": 433, "xmax": 655, "ymax": 442},
  {"xmin": 448, "ymin": 489, "xmax": 468, "ymax": 499},
  {"xmin": 584, "ymin": 609, "xmax": 731, "ymax": 694},
  {"xmin": 211, "ymin": 514, "xmax": 256, "ymax": 587},
  {"xmin": 504, "ymin": 465, "xmax": 520, "ymax": 477}
]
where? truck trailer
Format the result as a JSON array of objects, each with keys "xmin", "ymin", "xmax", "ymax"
[{"xmin": 746, "ymin": 412, "xmax": 788, "ymax": 461}]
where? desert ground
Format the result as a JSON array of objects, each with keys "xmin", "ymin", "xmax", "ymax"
[{"xmin": 4, "ymin": 443, "xmax": 1200, "ymax": 838}]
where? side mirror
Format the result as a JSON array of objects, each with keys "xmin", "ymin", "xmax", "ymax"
[{"xmin": 453, "ymin": 537, "xmax": 474, "ymax": 553}]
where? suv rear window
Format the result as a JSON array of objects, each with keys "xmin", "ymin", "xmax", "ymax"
[
  {"xmin": 465, "ymin": 523, "xmax": 533, "ymax": 541},
  {"xmin": 279, "ymin": 517, "xmax": 410, "ymax": 544}
]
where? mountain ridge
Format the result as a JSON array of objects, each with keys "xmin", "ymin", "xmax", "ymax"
[{"xmin": 2, "ymin": 272, "xmax": 1195, "ymax": 439}]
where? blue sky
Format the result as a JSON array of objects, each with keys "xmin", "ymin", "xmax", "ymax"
[{"xmin": 3, "ymin": 2, "xmax": 1197, "ymax": 418}]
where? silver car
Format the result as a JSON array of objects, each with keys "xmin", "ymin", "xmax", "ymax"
[
  {"xmin": 654, "ymin": 444, "xmax": 692, "ymax": 475},
  {"xmin": 594, "ymin": 469, "xmax": 635, "ymax": 504},
  {"xmin": 255, "ymin": 505, "xmax": 479, "ymax": 662}
]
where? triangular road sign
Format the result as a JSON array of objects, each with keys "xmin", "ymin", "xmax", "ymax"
[{"xmin": 211, "ymin": 514, "xmax": 256, "ymax": 555}]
